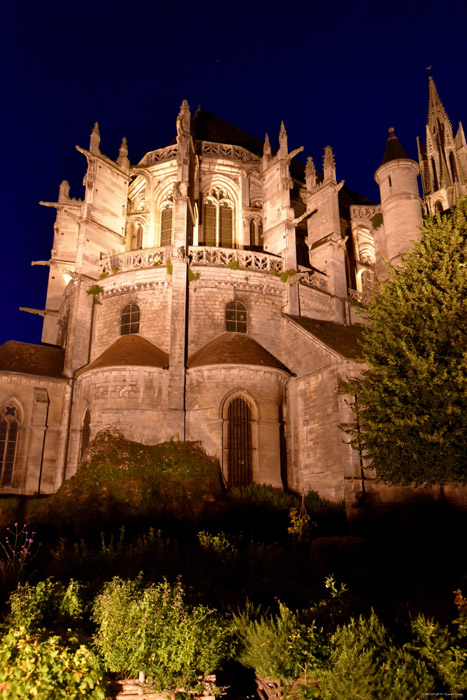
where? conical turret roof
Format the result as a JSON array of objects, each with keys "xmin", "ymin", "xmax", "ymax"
[{"xmin": 381, "ymin": 127, "xmax": 411, "ymax": 164}]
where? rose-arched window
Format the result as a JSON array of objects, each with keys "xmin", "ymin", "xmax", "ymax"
[{"xmin": 0, "ymin": 402, "xmax": 20, "ymax": 487}]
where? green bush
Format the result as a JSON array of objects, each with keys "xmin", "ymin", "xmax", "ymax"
[
  {"xmin": 234, "ymin": 602, "xmax": 321, "ymax": 682},
  {"xmin": 93, "ymin": 576, "xmax": 232, "ymax": 692},
  {"xmin": 4, "ymin": 579, "xmax": 83, "ymax": 636},
  {"xmin": 0, "ymin": 627, "xmax": 106, "ymax": 699}
]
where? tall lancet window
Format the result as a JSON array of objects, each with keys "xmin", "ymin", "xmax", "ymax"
[
  {"xmin": 0, "ymin": 402, "xmax": 20, "ymax": 487},
  {"xmin": 249, "ymin": 218, "xmax": 263, "ymax": 247},
  {"xmin": 202, "ymin": 187, "xmax": 234, "ymax": 248},
  {"xmin": 227, "ymin": 397, "xmax": 252, "ymax": 487},
  {"xmin": 160, "ymin": 190, "xmax": 174, "ymax": 246},
  {"xmin": 131, "ymin": 222, "xmax": 143, "ymax": 250}
]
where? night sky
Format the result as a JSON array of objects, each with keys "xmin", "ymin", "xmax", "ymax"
[{"xmin": 2, "ymin": 0, "xmax": 466, "ymax": 346}]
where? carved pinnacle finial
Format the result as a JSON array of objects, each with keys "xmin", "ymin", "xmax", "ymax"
[
  {"xmin": 323, "ymin": 145, "xmax": 336, "ymax": 183},
  {"xmin": 90, "ymin": 122, "xmax": 100, "ymax": 154},
  {"xmin": 306, "ymin": 157, "xmax": 317, "ymax": 190},
  {"xmin": 177, "ymin": 100, "xmax": 191, "ymax": 136},
  {"xmin": 263, "ymin": 133, "xmax": 272, "ymax": 156},
  {"xmin": 279, "ymin": 121, "xmax": 288, "ymax": 155},
  {"xmin": 117, "ymin": 137, "xmax": 130, "ymax": 170}
]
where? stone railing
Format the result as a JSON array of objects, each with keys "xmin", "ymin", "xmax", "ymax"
[
  {"xmin": 99, "ymin": 247, "xmax": 175, "ymax": 275},
  {"xmin": 189, "ymin": 246, "xmax": 284, "ymax": 272},
  {"xmin": 196, "ymin": 141, "xmax": 260, "ymax": 163},
  {"xmin": 300, "ymin": 271, "xmax": 329, "ymax": 293},
  {"xmin": 137, "ymin": 144, "xmax": 178, "ymax": 167},
  {"xmin": 348, "ymin": 288, "xmax": 373, "ymax": 307}
]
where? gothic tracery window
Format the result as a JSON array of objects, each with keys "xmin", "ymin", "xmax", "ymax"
[
  {"xmin": 0, "ymin": 402, "xmax": 20, "ymax": 487},
  {"xmin": 249, "ymin": 218, "xmax": 264, "ymax": 248},
  {"xmin": 226, "ymin": 301, "xmax": 247, "ymax": 333},
  {"xmin": 361, "ymin": 269, "xmax": 376, "ymax": 297},
  {"xmin": 160, "ymin": 190, "xmax": 174, "ymax": 246},
  {"xmin": 202, "ymin": 187, "xmax": 234, "ymax": 248},
  {"xmin": 131, "ymin": 222, "xmax": 143, "ymax": 250},
  {"xmin": 121, "ymin": 304, "xmax": 140, "ymax": 335}
]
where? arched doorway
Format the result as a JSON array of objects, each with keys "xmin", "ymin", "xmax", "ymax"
[{"xmin": 227, "ymin": 397, "xmax": 252, "ymax": 486}]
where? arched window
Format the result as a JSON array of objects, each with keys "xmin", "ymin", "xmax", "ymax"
[
  {"xmin": 202, "ymin": 187, "xmax": 234, "ymax": 248},
  {"xmin": 361, "ymin": 270, "xmax": 376, "ymax": 297},
  {"xmin": 249, "ymin": 219, "xmax": 264, "ymax": 248},
  {"xmin": 160, "ymin": 205, "xmax": 173, "ymax": 246},
  {"xmin": 131, "ymin": 222, "xmax": 143, "ymax": 250},
  {"xmin": 0, "ymin": 402, "xmax": 20, "ymax": 487},
  {"xmin": 228, "ymin": 398, "xmax": 252, "ymax": 486},
  {"xmin": 121, "ymin": 304, "xmax": 140, "ymax": 335},
  {"xmin": 435, "ymin": 200, "xmax": 444, "ymax": 213},
  {"xmin": 80, "ymin": 409, "xmax": 91, "ymax": 460},
  {"xmin": 226, "ymin": 301, "xmax": 247, "ymax": 333}
]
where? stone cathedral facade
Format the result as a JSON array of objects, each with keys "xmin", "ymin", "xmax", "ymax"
[{"xmin": 0, "ymin": 78, "xmax": 466, "ymax": 509}]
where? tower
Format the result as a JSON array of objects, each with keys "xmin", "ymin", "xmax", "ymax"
[
  {"xmin": 374, "ymin": 128, "xmax": 422, "ymax": 267},
  {"xmin": 417, "ymin": 76, "xmax": 467, "ymax": 214}
]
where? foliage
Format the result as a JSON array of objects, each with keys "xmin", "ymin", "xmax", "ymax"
[
  {"xmin": 454, "ymin": 588, "xmax": 467, "ymax": 638},
  {"xmin": 166, "ymin": 258, "xmax": 173, "ymax": 275},
  {"xmin": 370, "ymin": 212, "xmax": 383, "ymax": 230},
  {"xmin": 348, "ymin": 198, "xmax": 467, "ymax": 485},
  {"xmin": 3, "ymin": 579, "xmax": 83, "ymax": 636},
  {"xmin": 27, "ymin": 433, "xmax": 224, "ymax": 529},
  {"xmin": 318, "ymin": 611, "xmax": 435, "ymax": 700},
  {"xmin": 188, "ymin": 267, "xmax": 201, "ymax": 281},
  {"xmin": 0, "ymin": 524, "xmax": 39, "ymax": 596},
  {"xmin": 288, "ymin": 507, "xmax": 313, "ymax": 544},
  {"xmin": 0, "ymin": 627, "xmax": 106, "ymax": 699},
  {"xmin": 198, "ymin": 530, "xmax": 238, "ymax": 556},
  {"xmin": 234, "ymin": 601, "xmax": 322, "ymax": 682},
  {"xmin": 99, "ymin": 271, "xmax": 108, "ymax": 279},
  {"xmin": 227, "ymin": 260, "xmax": 240, "ymax": 270},
  {"xmin": 86, "ymin": 285, "xmax": 104, "ymax": 305},
  {"xmin": 280, "ymin": 269, "xmax": 298, "ymax": 283},
  {"xmin": 93, "ymin": 576, "xmax": 232, "ymax": 692}
]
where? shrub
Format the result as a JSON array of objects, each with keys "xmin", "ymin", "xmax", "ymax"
[
  {"xmin": 4, "ymin": 578, "xmax": 83, "ymax": 636},
  {"xmin": 0, "ymin": 524, "xmax": 39, "ymax": 597},
  {"xmin": 234, "ymin": 601, "xmax": 322, "ymax": 682},
  {"xmin": 0, "ymin": 627, "xmax": 106, "ymax": 699},
  {"xmin": 93, "ymin": 577, "xmax": 232, "ymax": 692}
]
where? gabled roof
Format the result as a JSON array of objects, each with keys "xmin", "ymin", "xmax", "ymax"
[
  {"xmin": 187, "ymin": 332, "xmax": 291, "ymax": 373},
  {"xmin": 381, "ymin": 127, "xmax": 411, "ymax": 164},
  {"xmin": 286, "ymin": 316, "xmax": 364, "ymax": 359},
  {"xmin": 0, "ymin": 341, "xmax": 65, "ymax": 378},
  {"xmin": 78, "ymin": 335, "xmax": 169, "ymax": 375},
  {"xmin": 190, "ymin": 108, "xmax": 265, "ymax": 157}
]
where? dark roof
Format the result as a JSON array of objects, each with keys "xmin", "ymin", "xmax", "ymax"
[
  {"xmin": 286, "ymin": 316, "xmax": 364, "ymax": 359},
  {"xmin": 78, "ymin": 335, "xmax": 169, "ymax": 375},
  {"xmin": 381, "ymin": 127, "xmax": 411, "ymax": 164},
  {"xmin": 190, "ymin": 108, "xmax": 265, "ymax": 157},
  {"xmin": 188, "ymin": 332, "xmax": 291, "ymax": 372},
  {"xmin": 0, "ymin": 341, "xmax": 65, "ymax": 378}
]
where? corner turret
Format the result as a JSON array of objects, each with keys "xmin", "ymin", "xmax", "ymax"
[{"xmin": 375, "ymin": 127, "xmax": 422, "ymax": 267}]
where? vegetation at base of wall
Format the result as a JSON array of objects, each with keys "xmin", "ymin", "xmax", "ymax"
[
  {"xmin": 166, "ymin": 258, "xmax": 173, "ymax": 274},
  {"xmin": 347, "ymin": 197, "xmax": 467, "ymax": 486},
  {"xmin": 25, "ymin": 432, "xmax": 224, "ymax": 530}
]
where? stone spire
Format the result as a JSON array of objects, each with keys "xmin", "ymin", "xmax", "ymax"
[
  {"xmin": 176, "ymin": 99, "xmax": 191, "ymax": 136},
  {"xmin": 305, "ymin": 157, "xmax": 317, "ymax": 190},
  {"xmin": 427, "ymin": 76, "xmax": 452, "ymax": 132},
  {"xmin": 323, "ymin": 146, "xmax": 336, "ymax": 183},
  {"xmin": 117, "ymin": 137, "xmax": 130, "ymax": 170},
  {"xmin": 381, "ymin": 127, "xmax": 411, "ymax": 164},
  {"xmin": 89, "ymin": 122, "xmax": 100, "ymax": 154},
  {"xmin": 278, "ymin": 121, "xmax": 288, "ymax": 157},
  {"xmin": 263, "ymin": 133, "xmax": 272, "ymax": 156}
]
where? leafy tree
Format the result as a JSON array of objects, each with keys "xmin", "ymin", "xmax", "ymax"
[{"xmin": 349, "ymin": 198, "xmax": 467, "ymax": 485}]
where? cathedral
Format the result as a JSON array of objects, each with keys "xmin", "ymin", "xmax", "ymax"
[{"xmin": 0, "ymin": 78, "xmax": 466, "ymax": 511}]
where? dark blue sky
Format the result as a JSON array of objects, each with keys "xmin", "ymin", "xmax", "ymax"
[{"xmin": 2, "ymin": 0, "xmax": 466, "ymax": 345}]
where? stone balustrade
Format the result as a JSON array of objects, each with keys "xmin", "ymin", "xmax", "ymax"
[
  {"xmin": 189, "ymin": 246, "xmax": 284, "ymax": 272},
  {"xmin": 99, "ymin": 246, "xmax": 284, "ymax": 275}
]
